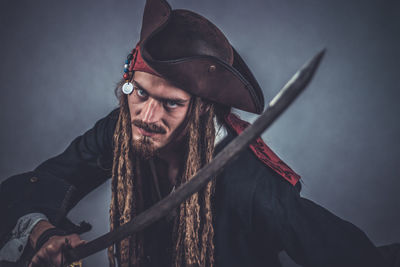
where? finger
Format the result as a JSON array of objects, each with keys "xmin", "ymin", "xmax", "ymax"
[
  {"xmin": 53, "ymin": 252, "xmax": 63, "ymax": 267},
  {"xmin": 29, "ymin": 254, "xmax": 42, "ymax": 267},
  {"xmin": 44, "ymin": 246, "xmax": 60, "ymax": 267},
  {"xmin": 67, "ymin": 234, "xmax": 86, "ymax": 248},
  {"xmin": 68, "ymin": 234, "xmax": 82, "ymax": 243},
  {"xmin": 30, "ymin": 253, "xmax": 47, "ymax": 267},
  {"xmin": 44, "ymin": 241, "xmax": 59, "ymax": 256},
  {"xmin": 71, "ymin": 239, "xmax": 87, "ymax": 248},
  {"xmin": 36, "ymin": 242, "xmax": 61, "ymax": 267}
]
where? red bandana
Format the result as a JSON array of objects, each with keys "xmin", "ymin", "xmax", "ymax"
[
  {"xmin": 224, "ymin": 113, "xmax": 300, "ymax": 186},
  {"xmin": 129, "ymin": 45, "xmax": 160, "ymax": 76}
]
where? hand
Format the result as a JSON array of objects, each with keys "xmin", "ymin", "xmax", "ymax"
[{"xmin": 28, "ymin": 233, "xmax": 86, "ymax": 267}]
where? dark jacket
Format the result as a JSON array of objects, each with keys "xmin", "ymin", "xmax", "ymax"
[{"xmin": 0, "ymin": 109, "xmax": 397, "ymax": 267}]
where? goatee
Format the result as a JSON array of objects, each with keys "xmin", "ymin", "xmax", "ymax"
[{"xmin": 131, "ymin": 136, "xmax": 158, "ymax": 159}]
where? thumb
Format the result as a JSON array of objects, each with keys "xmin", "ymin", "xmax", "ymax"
[{"xmin": 71, "ymin": 239, "xmax": 88, "ymax": 248}]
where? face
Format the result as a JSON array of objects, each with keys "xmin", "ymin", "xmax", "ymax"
[{"xmin": 127, "ymin": 71, "xmax": 191, "ymax": 156}]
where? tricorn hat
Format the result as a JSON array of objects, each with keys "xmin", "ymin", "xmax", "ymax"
[{"xmin": 137, "ymin": 0, "xmax": 265, "ymax": 114}]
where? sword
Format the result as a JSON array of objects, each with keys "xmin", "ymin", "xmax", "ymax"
[{"xmin": 64, "ymin": 49, "xmax": 326, "ymax": 264}]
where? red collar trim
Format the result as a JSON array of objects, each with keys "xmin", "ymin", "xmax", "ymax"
[{"xmin": 224, "ymin": 113, "xmax": 300, "ymax": 186}]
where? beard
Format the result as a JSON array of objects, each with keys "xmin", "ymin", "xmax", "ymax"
[
  {"xmin": 131, "ymin": 119, "xmax": 167, "ymax": 159},
  {"xmin": 131, "ymin": 135, "xmax": 158, "ymax": 159}
]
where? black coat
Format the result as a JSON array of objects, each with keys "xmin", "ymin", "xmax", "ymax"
[{"xmin": 0, "ymin": 109, "xmax": 398, "ymax": 267}]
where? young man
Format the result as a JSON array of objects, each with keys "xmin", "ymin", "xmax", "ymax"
[{"xmin": 1, "ymin": 0, "xmax": 399, "ymax": 266}]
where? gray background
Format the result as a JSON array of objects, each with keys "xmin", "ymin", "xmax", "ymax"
[{"xmin": 1, "ymin": 0, "xmax": 399, "ymax": 266}]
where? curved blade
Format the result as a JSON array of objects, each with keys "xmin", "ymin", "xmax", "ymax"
[{"xmin": 64, "ymin": 49, "xmax": 326, "ymax": 264}]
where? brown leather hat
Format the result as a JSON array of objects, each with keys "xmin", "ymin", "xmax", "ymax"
[{"xmin": 138, "ymin": 0, "xmax": 265, "ymax": 114}]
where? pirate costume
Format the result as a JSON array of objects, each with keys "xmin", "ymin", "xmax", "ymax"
[{"xmin": 1, "ymin": 0, "xmax": 399, "ymax": 266}]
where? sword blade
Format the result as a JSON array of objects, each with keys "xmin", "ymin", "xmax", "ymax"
[{"xmin": 65, "ymin": 49, "xmax": 325, "ymax": 264}]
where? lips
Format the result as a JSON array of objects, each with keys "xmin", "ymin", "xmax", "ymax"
[{"xmin": 136, "ymin": 126, "xmax": 157, "ymax": 137}]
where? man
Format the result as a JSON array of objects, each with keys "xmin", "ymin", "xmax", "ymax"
[{"xmin": 0, "ymin": 0, "xmax": 399, "ymax": 266}]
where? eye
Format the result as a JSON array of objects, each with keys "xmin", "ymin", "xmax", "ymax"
[
  {"xmin": 164, "ymin": 100, "xmax": 179, "ymax": 109},
  {"xmin": 136, "ymin": 88, "xmax": 148, "ymax": 98}
]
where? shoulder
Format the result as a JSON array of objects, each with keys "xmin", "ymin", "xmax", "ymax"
[
  {"xmin": 99, "ymin": 108, "xmax": 120, "ymax": 136},
  {"xmin": 215, "ymin": 129, "xmax": 299, "ymax": 198},
  {"xmin": 93, "ymin": 108, "xmax": 119, "ymax": 132},
  {"xmin": 84, "ymin": 108, "xmax": 120, "ymax": 156},
  {"xmin": 107, "ymin": 108, "xmax": 120, "ymax": 120},
  {"xmin": 214, "ymin": 130, "xmax": 299, "ymax": 226}
]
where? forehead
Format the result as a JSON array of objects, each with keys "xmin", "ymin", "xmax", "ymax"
[{"xmin": 132, "ymin": 71, "xmax": 191, "ymax": 100}]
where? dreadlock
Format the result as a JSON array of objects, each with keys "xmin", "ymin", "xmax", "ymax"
[
  {"xmin": 108, "ymin": 88, "xmax": 144, "ymax": 267},
  {"xmin": 172, "ymin": 97, "xmax": 216, "ymax": 267},
  {"xmin": 109, "ymin": 82, "xmax": 229, "ymax": 267}
]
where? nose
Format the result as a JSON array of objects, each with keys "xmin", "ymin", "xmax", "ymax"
[{"xmin": 140, "ymin": 98, "xmax": 163, "ymax": 123}]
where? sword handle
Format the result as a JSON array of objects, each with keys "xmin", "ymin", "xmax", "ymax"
[{"xmin": 62, "ymin": 239, "xmax": 83, "ymax": 267}]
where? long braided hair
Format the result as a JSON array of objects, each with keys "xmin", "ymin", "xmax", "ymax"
[{"xmin": 108, "ymin": 83, "xmax": 229, "ymax": 267}]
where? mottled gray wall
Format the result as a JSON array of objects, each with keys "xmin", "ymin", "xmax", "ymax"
[{"xmin": 1, "ymin": 0, "xmax": 399, "ymax": 266}]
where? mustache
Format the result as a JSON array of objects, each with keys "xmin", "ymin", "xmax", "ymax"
[{"xmin": 132, "ymin": 120, "xmax": 167, "ymax": 134}]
